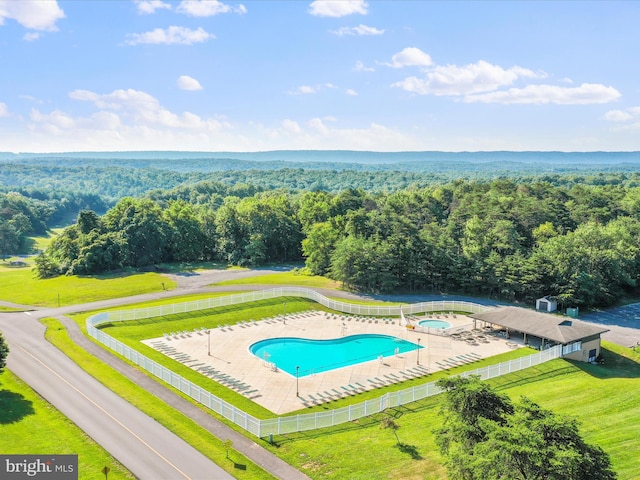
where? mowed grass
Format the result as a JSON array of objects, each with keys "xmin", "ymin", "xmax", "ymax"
[
  {"xmin": 41, "ymin": 318, "xmax": 276, "ymax": 480},
  {"xmin": 212, "ymin": 271, "xmax": 341, "ymax": 289},
  {"xmin": 0, "ymin": 268, "xmax": 176, "ymax": 307},
  {"xmin": 72, "ymin": 295, "xmax": 533, "ymax": 419},
  {"xmin": 0, "ymin": 370, "xmax": 134, "ymax": 480},
  {"xmin": 326, "ymin": 296, "xmax": 407, "ymax": 306},
  {"xmin": 265, "ymin": 342, "xmax": 640, "ymax": 480},
  {"xmin": 490, "ymin": 343, "xmax": 640, "ymax": 478},
  {"xmin": 56, "ymin": 292, "xmax": 640, "ymax": 479},
  {"xmin": 73, "ymin": 297, "xmax": 331, "ymax": 418}
]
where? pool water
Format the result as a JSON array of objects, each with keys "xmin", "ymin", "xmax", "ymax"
[
  {"xmin": 249, "ymin": 334, "xmax": 422, "ymax": 377},
  {"xmin": 417, "ymin": 319, "xmax": 452, "ymax": 329}
]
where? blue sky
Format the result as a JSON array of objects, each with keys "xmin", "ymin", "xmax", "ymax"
[{"xmin": 0, "ymin": 0, "xmax": 638, "ymax": 153}]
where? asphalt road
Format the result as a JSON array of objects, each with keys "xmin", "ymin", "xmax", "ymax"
[
  {"xmin": 3, "ymin": 266, "xmax": 640, "ymax": 480},
  {"xmin": 0, "ymin": 312, "xmax": 235, "ymax": 480},
  {"xmin": 0, "ymin": 267, "xmax": 313, "ymax": 480}
]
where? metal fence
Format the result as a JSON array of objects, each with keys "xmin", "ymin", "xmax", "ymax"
[{"xmin": 86, "ymin": 288, "xmax": 563, "ymax": 438}]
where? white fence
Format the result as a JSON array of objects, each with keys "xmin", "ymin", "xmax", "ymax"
[{"xmin": 86, "ymin": 287, "xmax": 563, "ymax": 438}]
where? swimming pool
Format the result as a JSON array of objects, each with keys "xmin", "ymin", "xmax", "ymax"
[
  {"xmin": 249, "ymin": 334, "xmax": 422, "ymax": 377},
  {"xmin": 417, "ymin": 319, "xmax": 451, "ymax": 329}
]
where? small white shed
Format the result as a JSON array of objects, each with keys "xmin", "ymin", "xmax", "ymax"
[{"xmin": 536, "ymin": 296, "xmax": 557, "ymax": 312}]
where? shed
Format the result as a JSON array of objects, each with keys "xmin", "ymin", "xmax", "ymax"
[
  {"xmin": 536, "ymin": 296, "xmax": 557, "ymax": 312},
  {"xmin": 470, "ymin": 306, "xmax": 609, "ymax": 362}
]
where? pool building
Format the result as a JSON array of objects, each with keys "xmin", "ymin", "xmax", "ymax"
[{"xmin": 469, "ymin": 306, "xmax": 609, "ymax": 363}]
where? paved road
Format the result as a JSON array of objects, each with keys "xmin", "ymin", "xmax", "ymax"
[
  {"xmin": 3, "ymin": 266, "xmax": 640, "ymax": 480},
  {"xmin": 0, "ymin": 312, "xmax": 235, "ymax": 480},
  {"xmin": 0, "ymin": 267, "xmax": 312, "ymax": 480}
]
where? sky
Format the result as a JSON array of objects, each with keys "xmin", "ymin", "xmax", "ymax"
[{"xmin": 0, "ymin": 0, "xmax": 639, "ymax": 153}]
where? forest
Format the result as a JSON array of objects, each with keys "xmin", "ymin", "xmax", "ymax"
[{"xmin": 30, "ymin": 177, "xmax": 640, "ymax": 310}]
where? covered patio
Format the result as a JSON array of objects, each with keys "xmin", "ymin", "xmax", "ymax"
[{"xmin": 470, "ymin": 306, "xmax": 609, "ymax": 362}]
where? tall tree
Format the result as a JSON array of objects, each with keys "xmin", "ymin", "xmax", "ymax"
[{"xmin": 435, "ymin": 376, "xmax": 616, "ymax": 480}]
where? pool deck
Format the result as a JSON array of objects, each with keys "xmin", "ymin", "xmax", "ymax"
[{"xmin": 142, "ymin": 311, "xmax": 522, "ymax": 415}]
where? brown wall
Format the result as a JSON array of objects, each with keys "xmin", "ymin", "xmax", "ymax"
[{"xmin": 564, "ymin": 338, "xmax": 601, "ymax": 362}]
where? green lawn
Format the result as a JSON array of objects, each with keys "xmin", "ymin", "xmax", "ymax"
[
  {"xmin": 326, "ymin": 296, "xmax": 407, "ymax": 307},
  {"xmin": 76, "ymin": 296, "xmax": 534, "ymax": 420},
  {"xmin": 41, "ymin": 318, "xmax": 276, "ymax": 480},
  {"xmin": 0, "ymin": 369, "xmax": 134, "ymax": 480},
  {"xmin": 266, "ymin": 342, "xmax": 640, "ymax": 480},
  {"xmin": 45, "ymin": 290, "xmax": 640, "ymax": 479},
  {"xmin": 0, "ymin": 268, "xmax": 176, "ymax": 307}
]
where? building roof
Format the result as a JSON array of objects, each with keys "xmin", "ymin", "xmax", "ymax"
[{"xmin": 470, "ymin": 306, "xmax": 609, "ymax": 344}]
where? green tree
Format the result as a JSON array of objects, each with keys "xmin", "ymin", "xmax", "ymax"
[
  {"xmin": 302, "ymin": 222, "xmax": 339, "ymax": 275},
  {"xmin": 436, "ymin": 376, "xmax": 616, "ymax": 480},
  {"xmin": 473, "ymin": 397, "xmax": 616, "ymax": 480},
  {"xmin": 77, "ymin": 209, "xmax": 103, "ymax": 235},
  {"xmin": 33, "ymin": 252, "xmax": 60, "ymax": 278},
  {"xmin": 104, "ymin": 198, "xmax": 170, "ymax": 267},
  {"xmin": 380, "ymin": 414, "xmax": 401, "ymax": 445},
  {"xmin": 0, "ymin": 330, "xmax": 8, "ymax": 374}
]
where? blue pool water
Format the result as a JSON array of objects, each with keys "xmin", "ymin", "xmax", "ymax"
[
  {"xmin": 417, "ymin": 319, "xmax": 451, "ymax": 329},
  {"xmin": 249, "ymin": 334, "xmax": 422, "ymax": 377}
]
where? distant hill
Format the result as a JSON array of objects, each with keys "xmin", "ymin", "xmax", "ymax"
[
  {"xmin": 1, "ymin": 150, "xmax": 639, "ymax": 173},
  {"xmin": 3, "ymin": 150, "xmax": 640, "ymax": 203},
  {"xmin": 2, "ymin": 149, "xmax": 640, "ymax": 164}
]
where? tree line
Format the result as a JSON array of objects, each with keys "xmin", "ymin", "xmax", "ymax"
[
  {"xmin": 36, "ymin": 178, "xmax": 640, "ymax": 309},
  {"xmin": 0, "ymin": 190, "xmax": 106, "ymax": 259}
]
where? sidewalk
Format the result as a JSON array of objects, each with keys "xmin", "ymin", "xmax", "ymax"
[{"xmin": 55, "ymin": 314, "xmax": 311, "ymax": 480}]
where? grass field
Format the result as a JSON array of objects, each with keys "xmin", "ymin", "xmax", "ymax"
[
  {"xmin": 41, "ymin": 318, "xmax": 277, "ymax": 480},
  {"xmin": 0, "ymin": 369, "xmax": 134, "ymax": 480},
  {"xmin": 7, "ymin": 251, "xmax": 636, "ymax": 479},
  {"xmin": 268, "ymin": 342, "xmax": 640, "ymax": 480},
  {"xmin": 0, "ymin": 268, "xmax": 176, "ymax": 307},
  {"xmin": 53, "ymin": 291, "xmax": 640, "ymax": 479}
]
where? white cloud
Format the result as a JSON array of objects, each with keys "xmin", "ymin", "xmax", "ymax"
[
  {"xmin": 282, "ymin": 119, "xmax": 301, "ymax": 134},
  {"xmin": 464, "ymin": 83, "xmax": 621, "ymax": 104},
  {"xmin": 20, "ymin": 88, "xmax": 231, "ymax": 148},
  {"xmin": 560, "ymin": 77, "xmax": 574, "ymax": 84},
  {"xmin": 290, "ymin": 85, "xmax": 316, "ymax": 95},
  {"xmin": 308, "ymin": 117, "xmax": 330, "ymax": 135},
  {"xmin": 604, "ymin": 107, "xmax": 640, "ymax": 131},
  {"xmin": 330, "ymin": 24, "xmax": 383, "ymax": 36},
  {"xmin": 134, "ymin": 0, "xmax": 172, "ymax": 14},
  {"xmin": 309, "ymin": 0, "xmax": 368, "ymax": 17},
  {"xmin": 23, "ymin": 32, "xmax": 40, "ymax": 41},
  {"xmin": 392, "ymin": 60, "xmax": 542, "ymax": 96},
  {"xmin": 30, "ymin": 109, "xmax": 76, "ymax": 133},
  {"xmin": 289, "ymin": 83, "xmax": 339, "ymax": 95},
  {"xmin": 176, "ymin": 0, "xmax": 247, "ymax": 16},
  {"xmin": 353, "ymin": 60, "xmax": 374, "ymax": 72},
  {"xmin": 67, "ymin": 88, "xmax": 223, "ymax": 129},
  {"xmin": 345, "ymin": 89, "xmax": 358, "ymax": 96},
  {"xmin": 124, "ymin": 26, "xmax": 213, "ymax": 45},
  {"xmin": 0, "ymin": 102, "xmax": 9, "ymax": 117},
  {"xmin": 604, "ymin": 109, "xmax": 633, "ymax": 122},
  {"xmin": 385, "ymin": 47, "xmax": 432, "ymax": 68},
  {"xmin": 177, "ymin": 75, "xmax": 203, "ymax": 91},
  {"xmin": 0, "ymin": 0, "xmax": 64, "ymax": 31},
  {"xmin": 263, "ymin": 118, "xmax": 423, "ymax": 151}
]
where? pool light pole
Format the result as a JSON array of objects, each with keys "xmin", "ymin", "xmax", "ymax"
[
  {"xmin": 207, "ymin": 329, "xmax": 211, "ymax": 356},
  {"xmin": 296, "ymin": 365, "xmax": 300, "ymax": 397},
  {"xmin": 417, "ymin": 338, "xmax": 421, "ymax": 365}
]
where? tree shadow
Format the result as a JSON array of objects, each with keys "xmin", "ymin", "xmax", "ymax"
[
  {"xmin": 396, "ymin": 442, "xmax": 422, "ymax": 460},
  {"xmin": 0, "ymin": 389, "xmax": 36, "ymax": 424}
]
